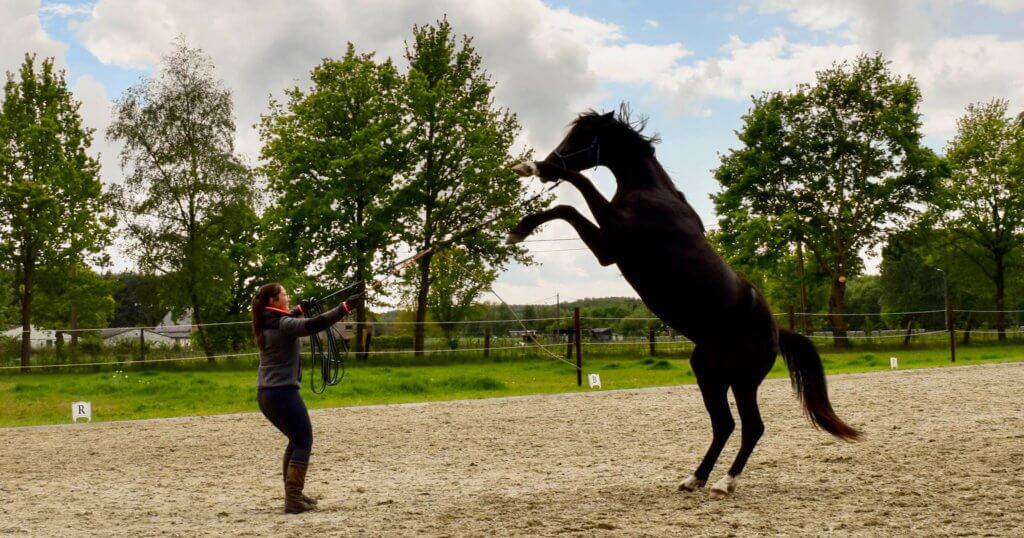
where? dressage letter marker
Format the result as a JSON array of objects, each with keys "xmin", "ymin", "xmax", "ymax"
[
  {"xmin": 72, "ymin": 401, "xmax": 92, "ymax": 423},
  {"xmin": 890, "ymin": 356, "xmax": 898, "ymax": 369},
  {"xmin": 588, "ymin": 373, "xmax": 602, "ymax": 389}
]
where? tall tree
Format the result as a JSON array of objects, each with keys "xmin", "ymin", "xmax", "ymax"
[
  {"xmin": 925, "ymin": 99, "xmax": 1024, "ymax": 340},
  {"xmin": 35, "ymin": 262, "xmax": 117, "ymax": 361},
  {"xmin": 402, "ymin": 19, "xmax": 542, "ymax": 354},
  {"xmin": 0, "ymin": 55, "xmax": 112, "ymax": 370},
  {"xmin": 108, "ymin": 39, "xmax": 255, "ymax": 361},
  {"xmin": 713, "ymin": 53, "xmax": 938, "ymax": 345},
  {"xmin": 418, "ymin": 247, "xmax": 495, "ymax": 349},
  {"xmin": 260, "ymin": 44, "xmax": 409, "ymax": 359}
]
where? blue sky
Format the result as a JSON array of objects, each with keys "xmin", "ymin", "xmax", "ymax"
[{"xmin": 7, "ymin": 0, "xmax": 1024, "ymax": 303}]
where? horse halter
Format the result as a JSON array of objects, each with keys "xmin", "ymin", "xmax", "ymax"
[{"xmin": 553, "ymin": 137, "xmax": 601, "ymax": 171}]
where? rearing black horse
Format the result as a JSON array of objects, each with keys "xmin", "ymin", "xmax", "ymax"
[{"xmin": 508, "ymin": 108, "xmax": 860, "ymax": 499}]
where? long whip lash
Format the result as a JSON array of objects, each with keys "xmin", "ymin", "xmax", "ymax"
[{"xmin": 304, "ymin": 179, "xmax": 562, "ymax": 392}]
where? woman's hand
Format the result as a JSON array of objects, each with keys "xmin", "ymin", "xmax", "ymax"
[{"xmin": 340, "ymin": 290, "xmax": 364, "ymax": 315}]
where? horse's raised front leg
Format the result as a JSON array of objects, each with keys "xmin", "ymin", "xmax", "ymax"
[
  {"xmin": 506, "ymin": 205, "xmax": 615, "ymax": 266},
  {"xmin": 513, "ymin": 160, "xmax": 617, "ymax": 227}
]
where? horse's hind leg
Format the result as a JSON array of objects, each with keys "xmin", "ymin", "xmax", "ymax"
[
  {"xmin": 680, "ymin": 351, "xmax": 734, "ymax": 493},
  {"xmin": 708, "ymin": 382, "xmax": 765, "ymax": 499}
]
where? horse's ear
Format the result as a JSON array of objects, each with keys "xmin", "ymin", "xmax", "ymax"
[{"xmin": 602, "ymin": 111, "xmax": 614, "ymax": 120}]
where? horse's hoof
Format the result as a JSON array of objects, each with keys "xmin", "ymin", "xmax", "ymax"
[
  {"xmin": 708, "ymin": 475, "xmax": 737, "ymax": 500},
  {"xmin": 512, "ymin": 161, "xmax": 538, "ymax": 177},
  {"xmin": 678, "ymin": 475, "xmax": 706, "ymax": 492},
  {"xmin": 505, "ymin": 231, "xmax": 527, "ymax": 245}
]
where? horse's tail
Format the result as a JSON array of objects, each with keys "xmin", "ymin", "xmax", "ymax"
[{"xmin": 778, "ymin": 329, "xmax": 861, "ymax": 441}]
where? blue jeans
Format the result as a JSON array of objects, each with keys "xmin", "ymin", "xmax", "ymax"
[{"xmin": 257, "ymin": 387, "xmax": 313, "ymax": 464}]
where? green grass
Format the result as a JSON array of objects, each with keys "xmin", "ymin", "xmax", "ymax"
[{"xmin": 1, "ymin": 342, "xmax": 1022, "ymax": 427}]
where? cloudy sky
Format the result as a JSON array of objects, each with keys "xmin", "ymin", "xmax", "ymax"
[{"xmin": 4, "ymin": 0, "xmax": 1024, "ymax": 305}]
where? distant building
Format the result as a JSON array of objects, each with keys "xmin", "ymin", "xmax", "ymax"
[
  {"xmin": 587, "ymin": 328, "xmax": 622, "ymax": 342},
  {"xmin": 1, "ymin": 326, "xmax": 56, "ymax": 348},
  {"xmin": 509, "ymin": 329, "xmax": 538, "ymax": 342},
  {"xmin": 101, "ymin": 310, "xmax": 193, "ymax": 348}
]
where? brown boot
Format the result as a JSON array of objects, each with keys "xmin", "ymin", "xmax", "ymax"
[
  {"xmin": 283, "ymin": 452, "xmax": 317, "ymax": 505},
  {"xmin": 284, "ymin": 461, "xmax": 315, "ymax": 514}
]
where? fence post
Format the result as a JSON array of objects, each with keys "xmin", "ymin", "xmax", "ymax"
[
  {"xmin": 573, "ymin": 307, "xmax": 582, "ymax": 387},
  {"xmin": 946, "ymin": 295, "xmax": 956, "ymax": 363},
  {"xmin": 648, "ymin": 325, "xmax": 656, "ymax": 356},
  {"xmin": 139, "ymin": 328, "xmax": 146, "ymax": 363},
  {"xmin": 788, "ymin": 305, "xmax": 796, "ymax": 332},
  {"xmin": 484, "ymin": 327, "xmax": 491, "ymax": 358}
]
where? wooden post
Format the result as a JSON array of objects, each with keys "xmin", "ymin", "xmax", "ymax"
[
  {"xmin": 788, "ymin": 305, "xmax": 796, "ymax": 332},
  {"xmin": 364, "ymin": 331, "xmax": 373, "ymax": 356},
  {"xmin": 573, "ymin": 307, "xmax": 582, "ymax": 387},
  {"xmin": 648, "ymin": 325, "xmax": 656, "ymax": 356},
  {"xmin": 139, "ymin": 328, "xmax": 145, "ymax": 363},
  {"xmin": 945, "ymin": 283, "xmax": 956, "ymax": 363},
  {"xmin": 484, "ymin": 327, "xmax": 491, "ymax": 357}
]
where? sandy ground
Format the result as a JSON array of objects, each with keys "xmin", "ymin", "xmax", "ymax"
[{"xmin": 1, "ymin": 363, "xmax": 1023, "ymax": 537}]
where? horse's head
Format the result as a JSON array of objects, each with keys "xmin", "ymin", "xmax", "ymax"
[{"xmin": 542, "ymin": 105, "xmax": 659, "ymax": 173}]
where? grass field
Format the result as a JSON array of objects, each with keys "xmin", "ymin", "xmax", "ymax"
[{"xmin": 2, "ymin": 342, "xmax": 1022, "ymax": 427}]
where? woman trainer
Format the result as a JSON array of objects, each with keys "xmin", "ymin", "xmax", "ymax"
[{"xmin": 251, "ymin": 283, "xmax": 358, "ymax": 514}]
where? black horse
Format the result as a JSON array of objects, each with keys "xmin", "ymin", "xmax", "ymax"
[{"xmin": 508, "ymin": 108, "xmax": 860, "ymax": 499}]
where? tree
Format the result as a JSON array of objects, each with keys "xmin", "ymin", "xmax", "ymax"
[
  {"xmin": 35, "ymin": 262, "xmax": 116, "ymax": 361},
  {"xmin": 713, "ymin": 53, "xmax": 938, "ymax": 346},
  {"xmin": 401, "ymin": 19, "xmax": 543, "ymax": 354},
  {"xmin": 0, "ymin": 54, "xmax": 112, "ymax": 370},
  {"xmin": 925, "ymin": 99, "xmax": 1024, "ymax": 341},
  {"xmin": 108, "ymin": 39, "xmax": 255, "ymax": 361},
  {"xmin": 107, "ymin": 272, "xmax": 163, "ymax": 328},
  {"xmin": 260, "ymin": 44, "xmax": 409, "ymax": 359},
  {"xmin": 420, "ymin": 247, "xmax": 496, "ymax": 349}
]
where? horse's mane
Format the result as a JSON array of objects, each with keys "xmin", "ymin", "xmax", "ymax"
[
  {"xmin": 575, "ymin": 104, "xmax": 705, "ymax": 235},
  {"xmin": 573, "ymin": 103, "xmax": 661, "ymax": 154}
]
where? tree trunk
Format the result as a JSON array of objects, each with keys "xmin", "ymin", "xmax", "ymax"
[
  {"xmin": 191, "ymin": 291, "xmax": 214, "ymax": 362},
  {"xmin": 995, "ymin": 255, "xmax": 1006, "ymax": 342},
  {"xmin": 797, "ymin": 241, "xmax": 810, "ymax": 334},
  {"xmin": 962, "ymin": 315, "xmax": 972, "ymax": 345},
  {"xmin": 19, "ymin": 262, "xmax": 33, "ymax": 372},
  {"xmin": 903, "ymin": 317, "xmax": 915, "ymax": 347},
  {"xmin": 69, "ymin": 301, "xmax": 79, "ymax": 361},
  {"xmin": 413, "ymin": 252, "xmax": 434, "ymax": 356},
  {"xmin": 828, "ymin": 276, "xmax": 850, "ymax": 347},
  {"xmin": 354, "ymin": 222, "xmax": 366, "ymax": 361},
  {"xmin": 55, "ymin": 331, "xmax": 64, "ymax": 364},
  {"xmin": 70, "ymin": 263, "xmax": 79, "ymax": 352},
  {"xmin": 355, "ymin": 298, "xmax": 367, "ymax": 361}
]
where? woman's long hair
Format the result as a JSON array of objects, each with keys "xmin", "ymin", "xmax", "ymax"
[{"xmin": 252, "ymin": 283, "xmax": 284, "ymax": 349}]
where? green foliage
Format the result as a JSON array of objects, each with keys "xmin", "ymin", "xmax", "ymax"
[
  {"xmin": 3, "ymin": 345, "xmax": 1021, "ymax": 427},
  {"xmin": 420, "ymin": 247, "xmax": 496, "ymax": 348},
  {"xmin": 400, "ymin": 18, "xmax": 546, "ymax": 351},
  {"xmin": 713, "ymin": 53, "xmax": 939, "ymax": 341},
  {"xmin": 0, "ymin": 54, "xmax": 113, "ymax": 367},
  {"xmin": 923, "ymin": 99, "xmax": 1024, "ymax": 336},
  {"xmin": 260, "ymin": 44, "xmax": 410, "ymax": 301},
  {"xmin": 108, "ymin": 39, "xmax": 257, "ymax": 358},
  {"xmin": 33, "ymin": 262, "xmax": 117, "ymax": 330}
]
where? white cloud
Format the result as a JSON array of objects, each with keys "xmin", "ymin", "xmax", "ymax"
[
  {"xmin": 70, "ymin": 0, "xmax": 614, "ymax": 158},
  {"xmin": 0, "ymin": 0, "xmax": 68, "ymax": 75},
  {"xmin": 48, "ymin": 0, "xmax": 1024, "ymax": 297},
  {"xmin": 978, "ymin": 0, "xmax": 1024, "ymax": 12},
  {"xmin": 39, "ymin": 2, "xmax": 93, "ymax": 18},
  {"xmin": 73, "ymin": 74, "xmax": 121, "ymax": 186}
]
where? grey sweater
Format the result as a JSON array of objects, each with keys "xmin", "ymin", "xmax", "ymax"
[{"xmin": 257, "ymin": 305, "xmax": 347, "ymax": 389}]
